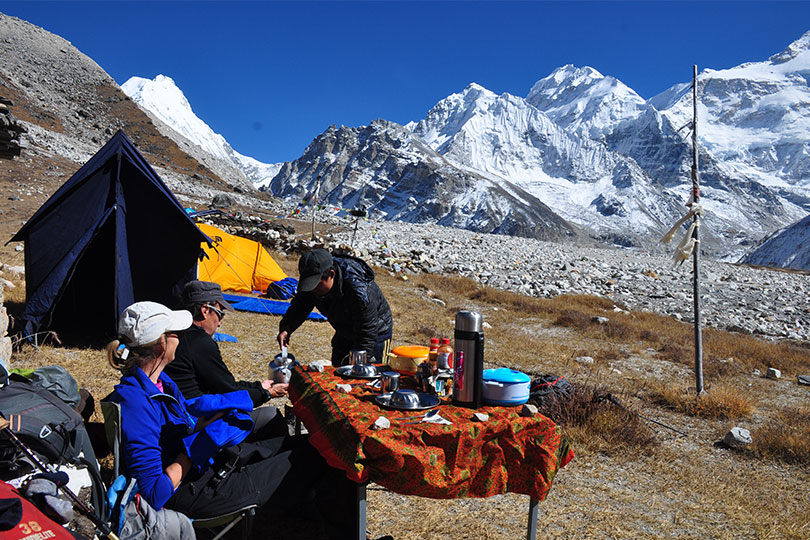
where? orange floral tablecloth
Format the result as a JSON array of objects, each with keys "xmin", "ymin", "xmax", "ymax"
[{"xmin": 290, "ymin": 366, "xmax": 573, "ymax": 501}]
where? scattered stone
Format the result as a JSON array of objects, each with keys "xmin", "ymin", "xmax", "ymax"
[
  {"xmin": 14, "ymin": 245, "xmax": 22, "ymax": 252},
  {"xmin": 472, "ymin": 412, "xmax": 490, "ymax": 422},
  {"xmin": 723, "ymin": 427, "xmax": 752, "ymax": 448},
  {"xmin": 592, "ymin": 316, "xmax": 610, "ymax": 324},
  {"xmin": 752, "ymin": 369, "xmax": 761, "ymax": 377},
  {"xmin": 335, "ymin": 384, "xmax": 353, "ymax": 394},
  {"xmin": 0, "ymin": 264, "xmax": 24, "ymax": 276},
  {"xmin": 798, "ymin": 375, "xmax": 810, "ymax": 387},
  {"xmin": 210, "ymin": 194, "xmax": 235, "ymax": 208},
  {"xmin": 520, "ymin": 404, "xmax": 538, "ymax": 417},
  {"xmin": 307, "ymin": 361, "xmax": 326, "ymax": 373},
  {"xmin": 575, "ymin": 356, "xmax": 594, "ymax": 365},
  {"xmin": 371, "ymin": 417, "xmax": 390, "ymax": 431},
  {"xmin": 766, "ymin": 367, "xmax": 782, "ymax": 380},
  {"xmin": 0, "ymin": 278, "xmax": 15, "ymax": 289}
]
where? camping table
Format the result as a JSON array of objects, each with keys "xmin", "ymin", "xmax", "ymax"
[{"xmin": 289, "ymin": 366, "xmax": 574, "ymax": 540}]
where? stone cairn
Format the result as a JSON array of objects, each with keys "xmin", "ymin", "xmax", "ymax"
[{"xmin": 0, "ymin": 97, "xmax": 28, "ymax": 160}]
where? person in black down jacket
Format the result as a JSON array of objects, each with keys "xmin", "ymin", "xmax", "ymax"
[
  {"xmin": 166, "ymin": 281, "xmax": 288, "ymax": 437},
  {"xmin": 277, "ymin": 249, "xmax": 393, "ymax": 366}
]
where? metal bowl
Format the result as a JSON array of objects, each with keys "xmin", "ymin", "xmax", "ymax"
[
  {"xmin": 389, "ymin": 389, "xmax": 421, "ymax": 409},
  {"xmin": 351, "ymin": 363, "xmax": 378, "ymax": 377}
]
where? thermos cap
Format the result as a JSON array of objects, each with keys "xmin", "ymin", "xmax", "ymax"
[{"xmin": 455, "ymin": 310, "xmax": 483, "ymax": 332}]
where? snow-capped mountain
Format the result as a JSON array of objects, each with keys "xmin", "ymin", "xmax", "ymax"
[
  {"xmin": 645, "ymin": 31, "xmax": 810, "ymax": 252},
  {"xmin": 124, "ymin": 31, "xmax": 810, "ymax": 262},
  {"xmin": 268, "ymin": 119, "xmax": 578, "ymax": 241},
  {"xmin": 526, "ymin": 65, "xmax": 648, "ymax": 140},
  {"xmin": 741, "ymin": 213, "xmax": 810, "ymax": 270},
  {"xmin": 406, "ymin": 82, "xmax": 684, "ymax": 247},
  {"xmin": 121, "ymin": 75, "xmax": 281, "ymax": 190}
]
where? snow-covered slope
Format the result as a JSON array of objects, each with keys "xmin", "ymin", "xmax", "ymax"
[
  {"xmin": 121, "ymin": 75, "xmax": 281, "ymax": 189},
  {"xmin": 408, "ymin": 83, "xmax": 684, "ymax": 247},
  {"xmin": 741, "ymin": 213, "xmax": 810, "ymax": 270},
  {"xmin": 650, "ymin": 31, "xmax": 810, "ymax": 196},
  {"xmin": 526, "ymin": 65, "xmax": 648, "ymax": 140},
  {"xmin": 520, "ymin": 37, "xmax": 810, "ymax": 259}
]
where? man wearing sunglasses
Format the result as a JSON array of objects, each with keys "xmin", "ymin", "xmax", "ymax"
[{"xmin": 165, "ymin": 280, "xmax": 287, "ymax": 434}]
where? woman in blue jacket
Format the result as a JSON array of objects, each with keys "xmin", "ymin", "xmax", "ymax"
[{"xmin": 107, "ymin": 301, "xmax": 354, "ymax": 537}]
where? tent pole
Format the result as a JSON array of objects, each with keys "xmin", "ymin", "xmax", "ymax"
[{"xmin": 691, "ymin": 65, "xmax": 704, "ymax": 396}]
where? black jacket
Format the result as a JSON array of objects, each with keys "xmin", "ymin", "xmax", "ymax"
[
  {"xmin": 165, "ymin": 323, "xmax": 269, "ymax": 407},
  {"xmin": 279, "ymin": 255, "xmax": 393, "ymax": 359}
]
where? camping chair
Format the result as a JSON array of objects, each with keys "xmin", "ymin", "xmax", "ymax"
[{"xmin": 100, "ymin": 400, "xmax": 257, "ymax": 540}]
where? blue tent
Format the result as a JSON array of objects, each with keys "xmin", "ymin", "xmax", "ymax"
[{"xmin": 10, "ymin": 130, "xmax": 209, "ymax": 341}]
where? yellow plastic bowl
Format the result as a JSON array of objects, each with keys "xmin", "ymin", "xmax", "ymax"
[
  {"xmin": 391, "ymin": 345, "xmax": 430, "ymax": 358},
  {"xmin": 387, "ymin": 345, "xmax": 429, "ymax": 375}
]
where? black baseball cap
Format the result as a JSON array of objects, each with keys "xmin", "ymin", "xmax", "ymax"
[
  {"xmin": 181, "ymin": 280, "xmax": 234, "ymax": 311},
  {"xmin": 298, "ymin": 249, "xmax": 333, "ymax": 292}
]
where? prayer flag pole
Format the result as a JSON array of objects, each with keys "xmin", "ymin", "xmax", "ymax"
[{"xmin": 691, "ymin": 65, "xmax": 704, "ymax": 395}]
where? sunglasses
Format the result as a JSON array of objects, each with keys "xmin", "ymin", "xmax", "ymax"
[{"xmin": 205, "ymin": 303, "xmax": 225, "ymax": 320}]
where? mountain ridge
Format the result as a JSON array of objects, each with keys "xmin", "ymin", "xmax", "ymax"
[{"xmin": 10, "ymin": 9, "xmax": 807, "ymax": 267}]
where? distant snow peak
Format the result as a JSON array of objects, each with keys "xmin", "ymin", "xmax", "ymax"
[
  {"xmin": 769, "ymin": 30, "xmax": 810, "ymax": 64},
  {"xmin": 122, "ymin": 74, "xmax": 281, "ymax": 189},
  {"xmin": 526, "ymin": 64, "xmax": 647, "ymax": 139}
]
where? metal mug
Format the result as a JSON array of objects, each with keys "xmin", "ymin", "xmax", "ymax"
[
  {"xmin": 380, "ymin": 371, "xmax": 400, "ymax": 393},
  {"xmin": 350, "ymin": 350, "xmax": 367, "ymax": 366}
]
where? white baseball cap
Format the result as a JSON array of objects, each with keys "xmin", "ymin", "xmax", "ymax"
[{"xmin": 118, "ymin": 301, "xmax": 193, "ymax": 347}]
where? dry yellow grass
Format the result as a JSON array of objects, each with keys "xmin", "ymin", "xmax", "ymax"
[
  {"xmin": 644, "ymin": 381, "xmax": 756, "ymax": 419},
  {"xmin": 750, "ymin": 404, "xmax": 810, "ymax": 465},
  {"xmin": 4, "ymin": 249, "xmax": 810, "ymax": 540}
]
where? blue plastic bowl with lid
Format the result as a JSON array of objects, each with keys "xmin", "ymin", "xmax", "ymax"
[{"xmin": 482, "ymin": 368, "xmax": 531, "ymax": 406}]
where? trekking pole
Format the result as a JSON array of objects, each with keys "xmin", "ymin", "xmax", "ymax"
[
  {"xmin": 602, "ymin": 394, "xmax": 688, "ymax": 437},
  {"xmin": 0, "ymin": 414, "xmax": 120, "ymax": 540}
]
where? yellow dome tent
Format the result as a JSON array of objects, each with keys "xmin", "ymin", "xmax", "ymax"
[{"xmin": 197, "ymin": 223, "xmax": 287, "ymax": 294}]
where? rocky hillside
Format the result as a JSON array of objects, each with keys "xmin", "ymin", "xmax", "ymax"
[
  {"xmin": 0, "ymin": 13, "xmax": 275, "ymax": 267},
  {"xmin": 269, "ymin": 119, "xmax": 579, "ymax": 241}
]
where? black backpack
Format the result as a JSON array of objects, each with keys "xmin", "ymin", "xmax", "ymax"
[
  {"xmin": 0, "ymin": 373, "xmax": 98, "ymax": 478},
  {"xmin": 529, "ymin": 374, "xmax": 572, "ymax": 406}
]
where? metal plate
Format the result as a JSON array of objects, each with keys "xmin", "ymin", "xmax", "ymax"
[
  {"xmin": 335, "ymin": 364, "xmax": 382, "ymax": 380},
  {"xmin": 374, "ymin": 392, "xmax": 441, "ymax": 411}
]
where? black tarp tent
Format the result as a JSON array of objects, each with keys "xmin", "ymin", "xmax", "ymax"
[{"xmin": 9, "ymin": 130, "xmax": 209, "ymax": 341}]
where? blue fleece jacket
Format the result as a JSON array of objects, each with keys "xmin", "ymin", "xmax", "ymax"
[{"xmin": 110, "ymin": 367, "xmax": 253, "ymax": 509}]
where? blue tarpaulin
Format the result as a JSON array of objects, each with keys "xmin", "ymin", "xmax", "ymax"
[
  {"xmin": 213, "ymin": 332, "xmax": 238, "ymax": 343},
  {"xmin": 222, "ymin": 294, "xmax": 327, "ymax": 321}
]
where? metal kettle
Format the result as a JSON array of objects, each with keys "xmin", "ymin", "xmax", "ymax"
[{"xmin": 452, "ymin": 310, "xmax": 484, "ymax": 408}]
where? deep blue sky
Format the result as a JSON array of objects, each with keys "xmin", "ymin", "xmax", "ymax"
[{"xmin": 3, "ymin": 2, "xmax": 809, "ymax": 164}]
